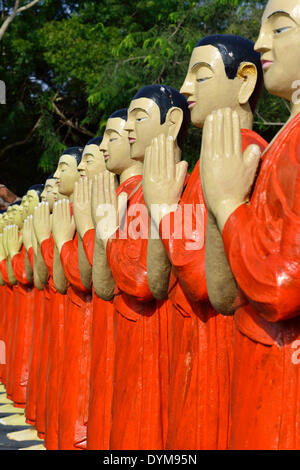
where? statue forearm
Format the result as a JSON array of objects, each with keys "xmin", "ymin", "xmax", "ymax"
[
  {"xmin": 92, "ymin": 238, "xmax": 115, "ymax": 301},
  {"xmin": 78, "ymin": 236, "xmax": 92, "ymax": 291},
  {"xmin": 53, "ymin": 244, "xmax": 68, "ymax": 294},
  {"xmin": 205, "ymin": 211, "xmax": 237, "ymax": 315},
  {"xmin": 147, "ymin": 237, "xmax": 171, "ymax": 300},
  {"xmin": 25, "ymin": 250, "xmax": 33, "ymax": 284},
  {"xmin": 7, "ymin": 257, "xmax": 17, "ymax": 285},
  {"xmin": 34, "ymin": 244, "xmax": 48, "ymax": 287}
]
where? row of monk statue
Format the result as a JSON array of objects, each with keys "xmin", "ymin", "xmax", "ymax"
[{"xmin": 0, "ymin": 0, "xmax": 299, "ymax": 450}]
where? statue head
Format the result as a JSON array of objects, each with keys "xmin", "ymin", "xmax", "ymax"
[
  {"xmin": 254, "ymin": 0, "xmax": 300, "ymax": 103},
  {"xmin": 77, "ymin": 137, "xmax": 106, "ymax": 179},
  {"xmin": 23, "ymin": 184, "xmax": 44, "ymax": 217},
  {"xmin": 100, "ymin": 109, "xmax": 134, "ymax": 174},
  {"xmin": 41, "ymin": 174, "xmax": 60, "ymax": 212},
  {"xmin": 54, "ymin": 147, "xmax": 83, "ymax": 198},
  {"xmin": 125, "ymin": 85, "xmax": 190, "ymax": 162},
  {"xmin": 180, "ymin": 34, "xmax": 263, "ymax": 127},
  {"xmin": 9, "ymin": 201, "xmax": 23, "ymax": 229}
]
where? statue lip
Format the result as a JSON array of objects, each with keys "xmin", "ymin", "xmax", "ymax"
[
  {"xmin": 104, "ymin": 154, "xmax": 110, "ymax": 161},
  {"xmin": 188, "ymin": 101, "xmax": 196, "ymax": 109},
  {"xmin": 129, "ymin": 138, "xmax": 136, "ymax": 144},
  {"xmin": 261, "ymin": 59, "xmax": 273, "ymax": 70}
]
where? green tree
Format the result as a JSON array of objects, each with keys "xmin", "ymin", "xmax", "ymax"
[{"xmin": 0, "ymin": 0, "xmax": 288, "ymax": 195}]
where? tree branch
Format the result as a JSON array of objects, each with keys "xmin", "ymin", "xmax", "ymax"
[
  {"xmin": 16, "ymin": 0, "xmax": 39, "ymax": 13},
  {"xmin": 51, "ymin": 94, "xmax": 94, "ymax": 137},
  {"xmin": 0, "ymin": 0, "xmax": 39, "ymax": 42},
  {"xmin": 0, "ymin": 116, "xmax": 42, "ymax": 159}
]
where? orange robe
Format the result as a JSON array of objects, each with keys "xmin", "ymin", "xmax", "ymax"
[
  {"xmin": 59, "ymin": 231, "xmax": 92, "ymax": 450},
  {"xmin": 222, "ymin": 114, "xmax": 300, "ymax": 450},
  {"xmin": 40, "ymin": 235, "xmax": 67, "ymax": 450},
  {"xmin": 25, "ymin": 247, "xmax": 45, "ymax": 426},
  {"xmin": 0, "ymin": 259, "xmax": 12, "ymax": 386},
  {"xmin": 84, "ymin": 175, "xmax": 140, "ymax": 450},
  {"xmin": 107, "ymin": 175, "xmax": 169, "ymax": 450},
  {"xmin": 9, "ymin": 246, "xmax": 34, "ymax": 407},
  {"xmin": 159, "ymin": 129, "xmax": 267, "ymax": 450}
]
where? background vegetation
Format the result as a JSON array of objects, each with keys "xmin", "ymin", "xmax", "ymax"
[{"xmin": 0, "ymin": 0, "xmax": 289, "ymax": 195}]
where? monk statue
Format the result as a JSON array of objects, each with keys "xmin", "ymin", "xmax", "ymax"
[
  {"xmin": 142, "ymin": 35, "xmax": 266, "ymax": 449},
  {"xmin": 200, "ymin": 0, "xmax": 300, "ymax": 450}
]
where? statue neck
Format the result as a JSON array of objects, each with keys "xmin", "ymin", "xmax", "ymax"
[
  {"xmin": 234, "ymin": 103, "xmax": 253, "ymax": 130},
  {"xmin": 120, "ymin": 162, "xmax": 143, "ymax": 185}
]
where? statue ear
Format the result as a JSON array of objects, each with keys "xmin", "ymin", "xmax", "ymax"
[
  {"xmin": 165, "ymin": 107, "xmax": 183, "ymax": 142},
  {"xmin": 237, "ymin": 62, "xmax": 257, "ymax": 106}
]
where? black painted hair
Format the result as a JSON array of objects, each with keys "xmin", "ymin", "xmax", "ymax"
[
  {"xmin": 62, "ymin": 147, "xmax": 84, "ymax": 165},
  {"xmin": 8, "ymin": 200, "xmax": 22, "ymax": 207},
  {"xmin": 132, "ymin": 85, "xmax": 191, "ymax": 150},
  {"xmin": 109, "ymin": 108, "xmax": 128, "ymax": 121},
  {"xmin": 87, "ymin": 136, "xmax": 103, "ymax": 147},
  {"xmin": 27, "ymin": 184, "xmax": 45, "ymax": 201},
  {"xmin": 196, "ymin": 34, "xmax": 263, "ymax": 112}
]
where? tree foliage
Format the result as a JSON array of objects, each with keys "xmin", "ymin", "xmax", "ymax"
[{"xmin": 0, "ymin": 0, "xmax": 289, "ymax": 195}]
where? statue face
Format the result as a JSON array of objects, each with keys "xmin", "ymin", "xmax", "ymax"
[
  {"xmin": 125, "ymin": 97, "xmax": 169, "ymax": 161},
  {"xmin": 255, "ymin": 0, "xmax": 300, "ymax": 101},
  {"xmin": 11, "ymin": 205, "xmax": 23, "ymax": 228},
  {"xmin": 0, "ymin": 215, "xmax": 4, "ymax": 234},
  {"xmin": 77, "ymin": 144, "xmax": 106, "ymax": 180},
  {"xmin": 7, "ymin": 206, "xmax": 14, "ymax": 224},
  {"xmin": 54, "ymin": 154, "xmax": 80, "ymax": 197},
  {"xmin": 23, "ymin": 190, "xmax": 40, "ymax": 216},
  {"xmin": 41, "ymin": 178, "xmax": 59, "ymax": 212},
  {"xmin": 100, "ymin": 117, "xmax": 131, "ymax": 174},
  {"xmin": 181, "ymin": 44, "xmax": 247, "ymax": 128}
]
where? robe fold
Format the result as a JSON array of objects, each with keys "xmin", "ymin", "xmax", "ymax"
[
  {"xmin": 0, "ymin": 259, "xmax": 12, "ymax": 386},
  {"xmin": 84, "ymin": 175, "xmax": 140, "ymax": 450},
  {"xmin": 159, "ymin": 129, "xmax": 267, "ymax": 450},
  {"xmin": 59, "ymin": 232, "xmax": 92, "ymax": 450},
  {"xmin": 222, "ymin": 114, "xmax": 300, "ymax": 450},
  {"xmin": 41, "ymin": 235, "xmax": 67, "ymax": 450},
  {"xmin": 107, "ymin": 175, "xmax": 169, "ymax": 450},
  {"xmin": 10, "ymin": 246, "xmax": 34, "ymax": 407},
  {"xmin": 25, "ymin": 287, "xmax": 44, "ymax": 425}
]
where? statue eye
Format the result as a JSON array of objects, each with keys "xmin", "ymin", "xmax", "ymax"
[
  {"xmin": 136, "ymin": 117, "xmax": 147, "ymax": 122},
  {"xmin": 109, "ymin": 138, "xmax": 117, "ymax": 142},
  {"xmin": 274, "ymin": 26, "xmax": 290, "ymax": 34},
  {"xmin": 196, "ymin": 77, "xmax": 211, "ymax": 83}
]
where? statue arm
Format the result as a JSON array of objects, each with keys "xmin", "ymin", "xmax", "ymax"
[
  {"xmin": 7, "ymin": 257, "xmax": 17, "ymax": 285},
  {"xmin": 78, "ymin": 235, "xmax": 92, "ymax": 291},
  {"xmin": 205, "ymin": 211, "xmax": 237, "ymax": 315},
  {"xmin": 147, "ymin": 236, "xmax": 171, "ymax": 300},
  {"xmin": 25, "ymin": 249, "xmax": 33, "ymax": 284},
  {"xmin": 53, "ymin": 244, "xmax": 68, "ymax": 294},
  {"xmin": 92, "ymin": 238, "xmax": 115, "ymax": 301}
]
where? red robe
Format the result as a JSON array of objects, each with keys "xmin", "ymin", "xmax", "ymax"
[
  {"xmin": 0, "ymin": 259, "xmax": 12, "ymax": 386},
  {"xmin": 84, "ymin": 175, "xmax": 140, "ymax": 450},
  {"xmin": 107, "ymin": 175, "xmax": 169, "ymax": 450},
  {"xmin": 10, "ymin": 245, "xmax": 34, "ymax": 407},
  {"xmin": 39, "ymin": 235, "xmax": 66, "ymax": 450},
  {"xmin": 159, "ymin": 129, "xmax": 267, "ymax": 450},
  {"xmin": 222, "ymin": 114, "xmax": 300, "ymax": 450},
  {"xmin": 59, "ymin": 231, "xmax": 92, "ymax": 450},
  {"xmin": 25, "ymin": 248, "xmax": 45, "ymax": 426}
]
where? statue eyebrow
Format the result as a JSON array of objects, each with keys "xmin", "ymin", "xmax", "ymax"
[
  {"xmin": 191, "ymin": 61, "xmax": 212, "ymax": 72},
  {"xmin": 267, "ymin": 10, "xmax": 290, "ymax": 19}
]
